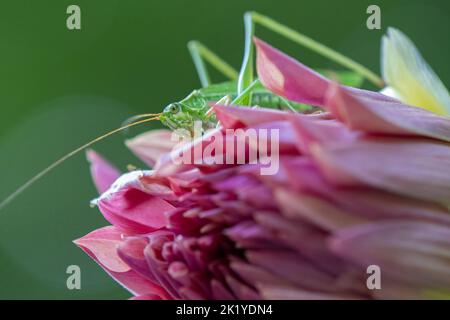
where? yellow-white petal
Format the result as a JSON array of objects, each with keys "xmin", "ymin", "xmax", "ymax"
[{"xmin": 381, "ymin": 27, "xmax": 450, "ymax": 115}]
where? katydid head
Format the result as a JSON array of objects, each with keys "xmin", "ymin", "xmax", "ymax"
[
  {"xmin": 160, "ymin": 90, "xmax": 216, "ymax": 132},
  {"xmin": 160, "ymin": 102, "xmax": 194, "ymax": 131}
]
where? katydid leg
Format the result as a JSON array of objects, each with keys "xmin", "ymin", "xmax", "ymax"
[
  {"xmin": 237, "ymin": 12, "xmax": 255, "ymax": 105},
  {"xmin": 237, "ymin": 11, "xmax": 384, "ymax": 93},
  {"xmin": 187, "ymin": 41, "xmax": 239, "ymax": 87}
]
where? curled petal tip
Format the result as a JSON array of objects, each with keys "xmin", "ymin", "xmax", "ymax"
[
  {"xmin": 86, "ymin": 149, "xmax": 121, "ymax": 194},
  {"xmin": 255, "ymin": 38, "xmax": 334, "ymax": 106}
]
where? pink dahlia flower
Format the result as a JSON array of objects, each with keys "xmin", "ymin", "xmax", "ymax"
[{"xmin": 75, "ymin": 39, "xmax": 450, "ymax": 300}]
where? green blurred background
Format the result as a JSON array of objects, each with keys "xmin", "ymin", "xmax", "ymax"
[{"xmin": 0, "ymin": 0, "xmax": 448, "ymax": 299}]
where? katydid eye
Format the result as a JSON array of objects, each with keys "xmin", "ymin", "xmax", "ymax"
[{"xmin": 164, "ymin": 103, "xmax": 181, "ymax": 114}]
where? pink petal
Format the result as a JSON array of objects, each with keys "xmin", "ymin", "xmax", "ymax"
[
  {"xmin": 126, "ymin": 129, "xmax": 178, "ymax": 167},
  {"xmin": 311, "ymin": 139, "xmax": 450, "ymax": 205},
  {"xmin": 225, "ymin": 274, "xmax": 260, "ymax": 300},
  {"xmin": 370, "ymin": 280, "xmax": 424, "ymax": 300},
  {"xmin": 213, "ymin": 174, "xmax": 276, "ymax": 210},
  {"xmin": 325, "ymin": 188, "xmax": 450, "ymax": 225},
  {"xmin": 225, "ymin": 221, "xmax": 282, "ymax": 249},
  {"xmin": 287, "ymin": 114, "xmax": 361, "ymax": 154},
  {"xmin": 86, "ymin": 150, "xmax": 121, "ymax": 194},
  {"xmin": 246, "ymin": 250, "xmax": 338, "ymax": 292},
  {"xmin": 117, "ymin": 236, "xmax": 157, "ymax": 283},
  {"xmin": 250, "ymin": 120, "xmax": 299, "ymax": 154},
  {"xmin": 111, "ymin": 270, "xmax": 170, "ymax": 299},
  {"xmin": 156, "ymin": 126, "xmax": 278, "ymax": 175},
  {"xmin": 230, "ymin": 260, "xmax": 292, "ymax": 287},
  {"xmin": 155, "ymin": 128, "xmax": 225, "ymax": 175},
  {"xmin": 74, "ymin": 226, "xmax": 129, "ymax": 272},
  {"xmin": 325, "ymin": 83, "xmax": 450, "ymax": 142},
  {"xmin": 255, "ymin": 38, "xmax": 328, "ymax": 106},
  {"xmin": 279, "ymin": 157, "xmax": 450, "ymax": 224},
  {"xmin": 329, "ymin": 222, "xmax": 450, "ymax": 289},
  {"xmin": 96, "ymin": 172, "xmax": 175, "ymax": 233},
  {"xmin": 275, "ymin": 188, "xmax": 367, "ymax": 231},
  {"xmin": 253, "ymin": 212, "xmax": 346, "ymax": 276},
  {"xmin": 258, "ymin": 283, "xmax": 362, "ymax": 300},
  {"xmin": 213, "ymin": 104, "xmax": 287, "ymax": 128},
  {"xmin": 74, "ymin": 226, "xmax": 170, "ymax": 298},
  {"xmin": 211, "ymin": 279, "xmax": 235, "ymax": 300}
]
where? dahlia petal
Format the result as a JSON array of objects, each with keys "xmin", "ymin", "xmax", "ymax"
[
  {"xmin": 225, "ymin": 221, "xmax": 283, "ymax": 250},
  {"xmin": 277, "ymin": 157, "xmax": 329, "ymax": 192},
  {"xmin": 258, "ymin": 283, "xmax": 361, "ymax": 300},
  {"xmin": 250, "ymin": 120, "xmax": 299, "ymax": 153},
  {"xmin": 118, "ymin": 237, "xmax": 157, "ymax": 283},
  {"xmin": 168, "ymin": 262, "xmax": 207, "ymax": 294},
  {"xmin": 179, "ymin": 287, "xmax": 208, "ymax": 300},
  {"xmin": 279, "ymin": 157, "xmax": 450, "ymax": 224},
  {"xmin": 96, "ymin": 172, "xmax": 174, "ymax": 233},
  {"xmin": 311, "ymin": 139, "xmax": 450, "ymax": 205},
  {"xmin": 287, "ymin": 114, "xmax": 360, "ymax": 154},
  {"xmin": 137, "ymin": 174, "xmax": 176, "ymax": 200},
  {"xmin": 230, "ymin": 260, "xmax": 292, "ymax": 287},
  {"xmin": 325, "ymin": 188, "xmax": 450, "ymax": 225},
  {"xmin": 75, "ymin": 226, "xmax": 169, "ymax": 298},
  {"xmin": 98, "ymin": 190, "xmax": 172, "ymax": 233},
  {"xmin": 211, "ymin": 279, "xmax": 236, "ymax": 300},
  {"xmin": 86, "ymin": 149, "xmax": 121, "ymax": 194},
  {"xmin": 212, "ymin": 171, "xmax": 263, "ymax": 192},
  {"xmin": 275, "ymin": 188, "xmax": 367, "ymax": 231},
  {"xmin": 255, "ymin": 38, "xmax": 328, "ymax": 106},
  {"xmin": 253, "ymin": 212, "xmax": 346, "ymax": 276},
  {"xmin": 167, "ymin": 208, "xmax": 203, "ymax": 235},
  {"xmin": 174, "ymin": 237, "xmax": 204, "ymax": 271},
  {"xmin": 370, "ymin": 278, "xmax": 424, "ymax": 300},
  {"xmin": 155, "ymin": 128, "xmax": 225, "ymax": 175},
  {"xmin": 75, "ymin": 226, "xmax": 130, "ymax": 272},
  {"xmin": 225, "ymin": 274, "xmax": 260, "ymax": 300},
  {"xmin": 157, "ymin": 123, "xmax": 285, "ymax": 176},
  {"xmin": 144, "ymin": 241, "xmax": 181, "ymax": 299},
  {"xmin": 326, "ymin": 83, "xmax": 450, "ymax": 142},
  {"xmin": 213, "ymin": 175, "xmax": 276, "ymax": 210},
  {"xmin": 213, "ymin": 104, "xmax": 287, "ymax": 129},
  {"xmin": 330, "ymin": 222, "xmax": 450, "ymax": 290},
  {"xmin": 111, "ymin": 270, "xmax": 171, "ymax": 298},
  {"xmin": 126, "ymin": 129, "xmax": 178, "ymax": 167},
  {"xmin": 246, "ymin": 250, "xmax": 336, "ymax": 292}
]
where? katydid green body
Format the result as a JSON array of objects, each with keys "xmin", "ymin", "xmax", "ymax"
[{"xmin": 159, "ymin": 80, "xmax": 312, "ymax": 131}]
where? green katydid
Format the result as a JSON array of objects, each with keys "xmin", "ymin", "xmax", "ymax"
[{"xmin": 0, "ymin": 12, "xmax": 383, "ymax": 210}]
